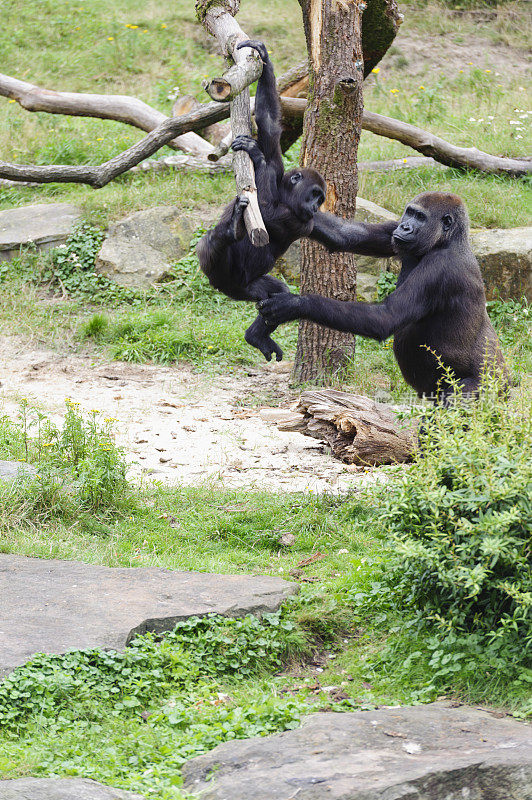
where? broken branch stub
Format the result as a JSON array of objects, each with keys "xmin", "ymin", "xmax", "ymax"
[{"xmin": 199, "ymin": 2, "xmax": 268, "ymax": 247}]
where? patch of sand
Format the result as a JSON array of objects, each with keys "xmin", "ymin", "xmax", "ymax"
[{"xmin": 0, "ymin": 337, "xmax": 385, "ymax": 494}]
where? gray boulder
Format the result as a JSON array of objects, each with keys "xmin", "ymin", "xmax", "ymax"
[
  {"xmin": 0, "ymin": 554, "xmax": 298, "ymax": 677},
  {"xmin": 182, "ymin": 703, "xmax": 532, "ymax": 799},
  {"xmin": 0, "ymin": 459, "xmax": 37, "ymax": 482},
  {"xmin": 470, "ymin": 226, "xmax": 532, "ymax": 302},
  {"xmin": 0, "ymin": 778, "xmax": 145, "ymax": 800},
  {"xmin": 0, "ymin": 204, "xmax": 81, "ymax": 261},
  {"xmin": 95, "ymin": 205, "xmax": 218, "ymax": 288}
]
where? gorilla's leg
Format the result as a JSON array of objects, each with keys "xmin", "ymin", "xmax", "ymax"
[
  {"xmin": 229, "ymin": 195, "xmax": 250, "ymax": 241},
  {"xmin": 197, "ymin": 196, "xmax": 250, "ymax": 281},
  {"xmin": 244, "ymin": 276, "xmax": 290, "ymax": 362}
]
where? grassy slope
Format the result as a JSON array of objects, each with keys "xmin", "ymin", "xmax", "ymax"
[{"xmin": 0, "ymin": 0, "xmax": 530, "ymax": 226}]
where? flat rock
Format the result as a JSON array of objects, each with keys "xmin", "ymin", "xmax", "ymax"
[
  {"xmin": 0, "ymin": 778, "xmax": 145, "ymax": 800},
  {"xmin": 0, "ymin": 204, "xmax": 81, "ymax": 261},
  {"xmin": 0, "ymin": 554, "xmax": 298, "ymax": 677},
  {"xmin": 95, "ymin": 205, "xmax": 218, "ymax": 288},
  {"xmin": 0, "ymin": 459, "xmax": 37, "ymax": 482},
  {"xmin": 470, "ymin": 226, "xmax": 532, "ymax": 302},
  {"xmin": 182, "ymin": 703, "xmax": 532, "ymax": 799}
]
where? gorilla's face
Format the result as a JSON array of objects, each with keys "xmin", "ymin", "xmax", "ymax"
[
  {"xmin": 283, "ymin": 168, "xmax": 326, "ymax": 222},
  {"xmin": 393, "ymin": 193, "xmax": 466, "ymax": 257}
]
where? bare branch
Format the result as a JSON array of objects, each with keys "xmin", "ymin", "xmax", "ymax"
[
  {"xmin": 0, "ymin": 73, "xmax": 214, "ymax": 158},
  {"xmin": 199, "ymin": 2, "xmax": 262, "ymax": 103},
  {"xmin": 0, "ymin": 102, "xmax": 230, "ymax": 186},
  {"xmin": 280, "ymin": 98, "xmax": 532, "ymax": 177},
  {"xmin": 362, "ymin": 110, "xmax": 532, "ymax": 178},
  {"xmin": 2, "ymin": 83, "xmax": 529, "ymax": 185},
  {"xmin": 200, "ymin": 3, "xmax": 268, "ymax": 246}
]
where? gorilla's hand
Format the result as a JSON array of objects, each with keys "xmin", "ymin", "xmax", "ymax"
[
  {"xmin": 231, "ymin": 135, "xmax": 261, "ymax": 156},
  {"xmin": 258, "ymin": 294, "xmax": 302, "ymax": 327},
  {"xmin": 237, "ymin": 40, "xmax": 269, "ymax": 63}
]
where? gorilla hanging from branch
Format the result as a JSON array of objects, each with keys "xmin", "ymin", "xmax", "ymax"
[
  {"xmin": 260, "ymin": 192, "xmax": 509, "ymax": 402},
  {"xmin": 197, "ymin": 41, "xmax": 326, "ymax": 362}
]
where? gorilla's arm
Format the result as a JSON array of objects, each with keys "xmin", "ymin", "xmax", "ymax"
[
  {"xmin": 310, "ymin": 212, "xmax": 398, "ymax": 257},
  {"xmin": 237, "ymin": 40, "xmax": 283, "ymax": 181},
  {"xmin": 259, "ymin": 268, "xmax": 432, "ymax": 341}
]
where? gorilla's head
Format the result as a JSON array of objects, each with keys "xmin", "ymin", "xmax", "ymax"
[
  {"xmin": 392, "ymin": 192, "xmax": 469, "ymax": 257},
  {"xmin": 282, "ymin": 168, "xmax": 326, "ymax": 222}
]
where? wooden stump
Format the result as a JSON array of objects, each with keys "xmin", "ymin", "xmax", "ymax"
[{"xmin": 278, "ymin": 390, "xmax": 416, "ymax": 465}]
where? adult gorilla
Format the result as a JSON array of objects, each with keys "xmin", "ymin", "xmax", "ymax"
[{"xmin": 259, "ymin": 192, "xmax": 508, "ymax": 402}]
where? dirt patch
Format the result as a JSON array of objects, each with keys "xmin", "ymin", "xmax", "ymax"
[
  {"xmin": 382, "ymin": 29, "xmax": 530, "ymax": 79},
  {"xmin": 0, "ymin": 336, "xmax": 385, "ymax": 494}
]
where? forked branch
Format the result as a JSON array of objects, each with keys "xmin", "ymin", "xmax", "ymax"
[
  {"xmin": 197, "ymin": 0, "xmax": 268, "ymax": 246},
  {"xmin": 0, "ymin": 73, "xmax": 214, "ymax": 158}
]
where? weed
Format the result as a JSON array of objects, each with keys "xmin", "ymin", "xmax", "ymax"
[
  {"xmin": 0, "ymin": 400, "xmax": 128, "ymax": 523},
  {"xmin": 347, "ymin": 384, "xmax": 532, "ymax": 710}
]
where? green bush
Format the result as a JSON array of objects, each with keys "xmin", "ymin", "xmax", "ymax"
[
  {"xmin": 352, "ymin": 386, "xmax": 531, "ymax": 704},
  {"xmin": 0, "ymin": 400, "xmax": 128, "ymax": 521},
  {"xmin": 0, "ymin": 611, "xmax": 305, "ymax": 732}
]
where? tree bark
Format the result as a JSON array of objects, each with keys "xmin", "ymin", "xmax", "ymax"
[
  {"xmin": 295, "ymin": 0, "xmax": 364, "ymax": 384},
  {"xmin": 279, "ymin": 389, "xmax": 416, "ymax": 465}
]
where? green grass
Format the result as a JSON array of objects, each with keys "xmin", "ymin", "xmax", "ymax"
[
  {"xmin": 0, "ymin": 0, "xmax": 530, "ymax": 227},
  {"xmin": 0, "ymin": 392, "xmax": 530, "ymax": 797}
]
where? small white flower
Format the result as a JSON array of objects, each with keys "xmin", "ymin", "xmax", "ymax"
[
  {"xmin": 468, "ymin": 117, "xmax": 476, "ymax": 122},
  {"xmin": 337, "ymin": 548, "xmax": 349, "ymax": 554}
]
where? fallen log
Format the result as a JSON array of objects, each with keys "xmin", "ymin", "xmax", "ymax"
[
  {"xmin": 280, "ymin": 98, "xmax": 532, "ymax": 178},
  {"xmin": 3, "ymin": 88, "xmax": 531, "ymax": 185},
  {"xmin": 279, "ymin": 389, "xmax": 416, "ymax": 465},
  {"xmin": 0, "ymin": 102, "xmax": 230, "ymax": 186},
  {"xmin": 0, "ymin": 73, "xmax": 214, "ymax": 158}
]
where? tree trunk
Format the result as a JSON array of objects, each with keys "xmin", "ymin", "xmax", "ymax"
[{"xmin": 295, "ymin": 0, "xmax": 364, "ymax": 384}]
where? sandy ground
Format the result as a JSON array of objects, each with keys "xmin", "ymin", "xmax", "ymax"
[{"xmin": 0, "ymin": 336, "xmax": 385, "ymax": 494}]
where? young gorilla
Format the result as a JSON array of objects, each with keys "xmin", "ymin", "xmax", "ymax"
[
  {"xmin": 197, "ymin": 40, "xmax": 326, "ymax": 362},
  {"xmin": 260, "ymin": 192, "xmax": 508, "ymax": 402}
]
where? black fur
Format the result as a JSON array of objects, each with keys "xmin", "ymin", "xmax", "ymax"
[
  {"xmin": 260, "ymin": 192, "xmax": 508, "ymax": 401},
  {"xmin": 197, "ymin": 40, "xmax": 326, "ymax": 361}
]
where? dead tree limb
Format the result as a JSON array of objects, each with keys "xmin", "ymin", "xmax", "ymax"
[
  {"xmin": 280, "ymin": 98, "xmax": 532, "ymax": 177},
  {"xmin": 0, "ymin": 73, "xmax": 214, "ymax": 158},
  {"xmin": 2, "ymin": 92, "xmax": 530, "ymax": 185},
  {"xmin": 0, "ymin": 102, "xmax": 230, "ymax": 186},
  {"xmin": 362, "ymin": 110, "xmax": 532, "ymax": 178},
  {"xmin": 279, "ymin": 390, "xmax": 416, "ymax": 465},
  {"xmin": 197, "ymin": 0, "xmax": 268, "ymax": 247}
]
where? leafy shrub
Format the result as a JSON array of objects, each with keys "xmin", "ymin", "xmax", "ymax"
[
  {"xmin": 351, "ymin": 387, "xmax": 531, "ymax": 703},
  {"xmin": 487, "ymin": 297, "xmax": 531, "ymax": 353},
  {"xmin": 375, "ymin": 270, "xmax": 397, "ymax": 301},
  {"xmin": 0, "ymin": 399, "xmax": 128, "ymax": 520},
  {"xmin": 4, "ymin": 222, "xmax": 142, "ymax": 307},
  {"xmin": 0, "ymin": 636, "xmax": 194, "ymax": 730},
  {"xmin": 163, "ymin": 612, "xmax": 306, "ymax": 677},
  {"xmin": 0, "ymin": 611, "xmax": 306, "ymax": 732}
]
